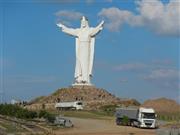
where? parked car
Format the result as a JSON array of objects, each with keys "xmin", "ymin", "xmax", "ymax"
[{"xmin": 54, "ymin": 116, "xmax": 73, "ymax": 127}]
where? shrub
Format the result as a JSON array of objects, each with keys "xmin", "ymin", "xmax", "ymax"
[
  {"xmin": 38, "ymin": 110, "xmax": 55, "ymax": 123},
  {"xmin": 38, "ymin": 110, "xmax": 49, "ymax": 118},
  {"xmin": 0, "ymin": 104, "xmax": 37, "ymax": 119},
  {"xmin": 122, "ymin": 116, "xmax": 129, "ymax": 126},
  {"xmin": 46, "ymin": 113, "xmax": 55, "ymax": 123},
  {"xmin": 100, "ymin": 104, "xmax": 118, "ymax": 116}
]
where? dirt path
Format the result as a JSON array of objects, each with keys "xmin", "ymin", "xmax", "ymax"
[{"xmin": 55, "ymin": 117, "xmax": 156, "ymax": 135}]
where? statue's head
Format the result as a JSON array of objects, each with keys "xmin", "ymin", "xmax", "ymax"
[{"xmin": 81, "ymin": 16, "xmax": 89, "ymax": 28}]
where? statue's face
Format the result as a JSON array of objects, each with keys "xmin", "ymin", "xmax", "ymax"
[
  {"xmin": 81, "ymin": 20, "xmax": 87, "ymax": 28},
  {"xmin": 81, "ymin": 16, "xmax": 89, "ymax": 28}
]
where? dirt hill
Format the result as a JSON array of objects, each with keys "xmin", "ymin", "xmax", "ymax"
[
  {"xmin": 141, "ymin": 98, "xmax": 180, "ymax": 114},
  {"xmin": 27, "ymin": 86, "xmax": 140, "ymax": 110}
]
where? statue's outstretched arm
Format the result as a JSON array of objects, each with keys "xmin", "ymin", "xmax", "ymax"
[
  {"xmin": 57, "ymin": 23, "xmax": 78, "ymax": 37},
  {"xmin": 90, "ymin": 20, "xmax": 104, "ymax": 36}
]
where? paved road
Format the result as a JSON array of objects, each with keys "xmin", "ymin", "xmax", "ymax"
[{"xmin": 54, "ymin": 117, "xmax": 156, "ymax": 135}]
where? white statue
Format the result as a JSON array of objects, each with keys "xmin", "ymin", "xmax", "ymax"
[{"xmin": 57, "ymin": 16, "xmax": 104, "ymax": 85}]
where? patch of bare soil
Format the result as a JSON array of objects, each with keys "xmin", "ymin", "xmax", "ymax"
[{"xmin": 54, "ymin": 117, "xmax": 156, "ymax": 135}]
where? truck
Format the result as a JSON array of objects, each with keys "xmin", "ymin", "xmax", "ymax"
[
  {"xmin": 115, "ymin": 107, "xmax": 157, "ymax": 128},
  {"xmin": 55, "ymin": 101, "xmax": 83, "ymax": 110}
]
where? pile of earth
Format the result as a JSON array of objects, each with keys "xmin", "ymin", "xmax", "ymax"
[
  {"xmin": 141, "ymin": 98, "xmax": 180, "ymax": 114},
  {"xmin": 27, "ymin": 86, "xmax": 140, "ymax": 110}
]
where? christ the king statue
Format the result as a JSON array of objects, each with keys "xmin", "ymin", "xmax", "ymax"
[{"xmin": 57, "ymin": 16, "xmax": 104, "ymax": 86}]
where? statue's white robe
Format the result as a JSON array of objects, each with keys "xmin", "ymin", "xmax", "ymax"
[
  {"xmin": 60, "ymin": 25, "xmax": 103, "ymax": 85},
  {"xmin": 75, "ymin": 37, "xmax": 95, "ymax": 84}
]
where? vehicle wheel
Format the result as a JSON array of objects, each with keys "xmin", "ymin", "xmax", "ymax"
[
  {"xmin": 116, "ymin": 118, "xmax": 121, "ymax": 125},
  {"xmin": 131, "ymin": 122, "xmax": 134, "ymax": 127}
]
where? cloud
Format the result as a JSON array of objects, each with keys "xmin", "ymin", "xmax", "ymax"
[
  {"xmin": 98, "ymin": 0, "xmax": 180, "ymax": 36},
  {"xmin": 0, "ymin": 58, "xmax": 13, "ymax": 69},
  {"xmin": 119, "ymin": 78, "xmax": 128, "ymax": 83},
  {"xmin": 152, "ymin": 59, "xmax": 174, "ymax": 66},
  {"xmin": 6, "ymin": 75, "xmax": 57, "ymax": 85},
  {"xmin": 113, "ymin": 62, "xmax": 147, "ymax": 71},
  {"xmin": 86, "ymin": 0, "xmax": 113, "ymax": 3},
  {"xmin": 86, "ymin": 0, "xmax": 95, "ymax": 4},
  {"xmin": 56, "ymin": 0, "xmax": 79, "ymax": 3},
  {"xmin": 34, "ymin": 0, "xmax": 80, "ymax": 3},
  {"xmin": 113, "ymin": 60, "xmax": 179, "ymax": 90},
  {"xmin": 144, "ymin": 69, "xmax": 180, "ymax": 89},
  {"xmin": 98, "ymin": 7, "xmax": 133, "ymax": 31},
  {"xmin": 55, "ymin": 10, "xmax": 83, "ymax": 21},
  {"xmin": 105, "ymin": 0, "xmax": 113, "ymax": 2}
]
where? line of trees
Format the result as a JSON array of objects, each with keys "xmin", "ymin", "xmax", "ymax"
[
  {"xmin": 0, "ymin": 104, "xmax": 55, "ymax": 122},
  {"xmin": 0, "ymin": 104, "xmax": 37, "ymax": 119}
]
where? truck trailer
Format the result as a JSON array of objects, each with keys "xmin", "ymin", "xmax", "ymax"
[
  {"xmin": 115, "ymin": 107, "xmax": 157, "ymax": 128},
  {"xmin": 55, "ymin": 101, "xmax": 83, "ymax": 110}
]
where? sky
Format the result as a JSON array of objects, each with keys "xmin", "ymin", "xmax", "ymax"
[{"xmin": 0, "ymin": 0, "xmax": 179, "ymax": 103}]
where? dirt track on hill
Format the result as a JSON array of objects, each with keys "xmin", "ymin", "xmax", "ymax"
[{"xmin": 54, "ymin": 117, "xmax": 156, "ymax": 135}]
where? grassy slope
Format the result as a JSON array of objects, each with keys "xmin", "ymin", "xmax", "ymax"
[{"xmin": 52, "ymin": 110, "xmax": 114, "ymax": 120}]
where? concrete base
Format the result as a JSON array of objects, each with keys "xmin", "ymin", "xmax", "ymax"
[
  {"xmin": 72, "ymin": 83, "xmax": 93, "ymax": 86},
  {"xmin": 71, "ymin": 83, "xmax": 95, "ymax": 89}
]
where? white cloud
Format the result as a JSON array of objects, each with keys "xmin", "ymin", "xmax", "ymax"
[
  {"xmin": 114, "ymin": 62, "xmax": 147, "ymax": 71},
  {"xmin": 0, "ymin": 58, "xmax": 13, "ymax": 69},
  {"xmin": 105, "ymin": 0, "xmax": 113, "ymax": 2},
  {"xmin": 44, "ymin": 0, "xmax": 80, "ymax": 3},
  {"xmin": 86, "ymin": 0, "xmax": 94, "ymax": 4},
  {"xmin": 6, "ymin": 75, "xmax": 57, "ymax": 84},
  {"xmin": 86, "ymin": 0, "xmax": 113, "ymax": 4},
  {"xmin": 113, "ymin": 61, "xmax": 179, "ymax": 90},
  {"xmin": 145, "ymin": 69, "xmax": 178, "ymax": 79},
  {"xmin": 98, "ymin": 0, "xmax": 180, "ymax": 36},
  {"xmin": 144, "ymin": 69, "xmax": 180, "ymax": 89},
  {"xmin": 55, "ymin": 10, "xmax": 83, "ymax": 21},
  {"xmin": 119, "ymin": 78, "xmax": 128, "ymax": 83},
  {"xmin": 152, "ymin": 59, "xmax": 173, "ymax": 65}
]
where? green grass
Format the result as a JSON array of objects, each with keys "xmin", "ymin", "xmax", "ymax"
[
  {"xmin": 54, "ymin": 110, "xmax": 114, "ymax": 120},
  {"xmin": 48, "ymin": 104, "xmax": 118, "ymax": 120},
  {"xmin": 157, "ymin": 112, "xmax": 180, "ymax": 122},
  {"xmin": 0, "ymin": 122, "xmax": 25, "ymax": 133}
]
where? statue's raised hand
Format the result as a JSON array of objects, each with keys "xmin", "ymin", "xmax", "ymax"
[
  {"xmin": 97, "ymin": 21, "xmax": 104, "ymax": 30},
  {"xmin": 57, "ymin": 23, "xmax": 65, "ymax": 29},
  {"xmin": 100, "ymin": 20, "xmax": 104, "ymax": 26}
]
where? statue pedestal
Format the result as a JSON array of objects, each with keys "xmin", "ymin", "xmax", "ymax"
[{"xmin": 71, "ymin": 83, "xmax": 95, "ymax": 89}]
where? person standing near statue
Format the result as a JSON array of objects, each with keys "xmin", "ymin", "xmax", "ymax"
[{"xmin": 57, "ymin": 16, "xmax": 104, "ymax": 85}]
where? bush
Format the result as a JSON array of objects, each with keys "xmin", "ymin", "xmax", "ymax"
[
  {"xmin": 38, "ymin": 110, "xmax": 49, "ymax": 118},
  {"xmin": 46, "ymin": 113, "xmax": 55, "ymax": 123},
  {"xmin": 100, "ymin": 104, "xmax": 118, "ymax": 116},
  {"xmin": 0, "ymin": 104, "xmax": 56, "ymax": 122},
  {"xmin": 38, "ymin": 110, "xmax": 55, "ymax": 123},
  {"xmin": 122, "ymin": 116, "xmax": 129, "ymax": 126},
  {"xmin": 0, "ymin": 104, "xmax": 37, "ymax": 119}
]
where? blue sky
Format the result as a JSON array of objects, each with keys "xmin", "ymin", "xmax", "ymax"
[{"xmin": 0, "ymin": 0, "xmax": 179, "ymax": 103}]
